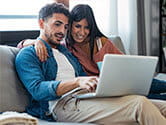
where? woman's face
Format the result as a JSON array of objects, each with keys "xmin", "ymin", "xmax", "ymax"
[{"xmin": 71, "ymin": 18, "xmax": 90, "ymax": 43}]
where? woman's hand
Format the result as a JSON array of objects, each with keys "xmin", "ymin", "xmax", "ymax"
[{"xmin": 34, "ymin": 40, "xmax": 48, "ymax": 62}]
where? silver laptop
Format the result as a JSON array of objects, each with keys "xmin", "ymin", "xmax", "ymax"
[{"xmin": 76, "ymin": 54, "xmax": 158, "ymax": 99}]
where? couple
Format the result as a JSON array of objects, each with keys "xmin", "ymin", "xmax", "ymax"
[{"xmin": 15, "ymin": 3, "xmax": 166, "ymax": 125}]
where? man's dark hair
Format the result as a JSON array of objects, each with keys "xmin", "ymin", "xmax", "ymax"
[{"xmin": 38, "ymin": 3, "xmax": 70, "ymax": 21}]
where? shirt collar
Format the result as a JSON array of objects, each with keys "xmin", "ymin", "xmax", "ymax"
[{"xmin": 37, "ymin": 37, "xmax": 68, "ymax": 54}]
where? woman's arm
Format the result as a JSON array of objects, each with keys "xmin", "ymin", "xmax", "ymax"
[
  {"xmin": 17, "ymin": 39, "xmax": 36, "ymax": 49},
  {"xmin": 17, "ymin": 39, "xmax": 48, "ymax": 62}
]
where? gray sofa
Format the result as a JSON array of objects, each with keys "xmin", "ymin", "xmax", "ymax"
[{"xmin": 0, "ymin": 36, "xmax": 126, "ymax": 125}]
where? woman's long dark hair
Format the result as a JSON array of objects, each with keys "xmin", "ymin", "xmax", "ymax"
[{"xmin": 66, "ymin": 4, "xmax": 107, "ymax": 60}]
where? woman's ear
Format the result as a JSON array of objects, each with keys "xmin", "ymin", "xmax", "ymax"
[{"xmin": 38, "ymin": 19, "xmax": 44, "ymax": 29}]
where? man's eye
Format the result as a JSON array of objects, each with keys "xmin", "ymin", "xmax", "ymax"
[
  {"xmin": 65, "ymin": 25, "xmax": 69, "ymax": 30},
  {"xmin": 55, "ymin": 23, "xmax": 61, "ymax": 26}
]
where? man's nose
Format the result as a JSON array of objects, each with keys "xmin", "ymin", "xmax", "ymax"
[{"xmin": 60, "ymin": 26, "xmax": 67, "ymax": 34}]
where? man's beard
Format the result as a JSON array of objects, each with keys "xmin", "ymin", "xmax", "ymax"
[
  {"xmin": 45, "ymin": 33, "xmax": 59, "ymax": 47},
  {"xmin": 48, "ymin": 39, "xmax": 59, "ymax": 47}
]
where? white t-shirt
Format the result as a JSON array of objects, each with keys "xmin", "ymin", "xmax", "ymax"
[{"xmin": 49, "ymin": 48, "xmax": 75, "ymax": 113}]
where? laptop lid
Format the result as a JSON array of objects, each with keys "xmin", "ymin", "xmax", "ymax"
[{"xmin": 96, "ymin": 54, "xmax": 158, "ymax": 97}]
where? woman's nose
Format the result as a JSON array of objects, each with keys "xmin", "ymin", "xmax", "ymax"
[{"xmin": 79, "ymin": 28, "xmax": 86, "ymax": 35}]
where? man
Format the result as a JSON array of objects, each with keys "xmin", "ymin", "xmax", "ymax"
[{"xmin": 15, "ymin": 3, "xmax": 166, "ymax": 124}]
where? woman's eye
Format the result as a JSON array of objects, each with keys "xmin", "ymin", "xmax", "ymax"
[
  {"xmin": 85, "ymin": 26, "xmax": 90, "ymax": 29},
  {"xmin": 75, "ymin": 25, "xmax": 81, "ymax": 28}
]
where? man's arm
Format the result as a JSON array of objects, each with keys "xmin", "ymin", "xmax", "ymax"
[
  {"xmin": 15, "ymin": 47, "xmax": 97, "ymax": 101},
  {"xmin": 15, "ymin": 47, "xmax": 61, "ymax": 101},
  {"xmin": 56, "ymin": 77, "xmax": 98, "ymax": 96}
]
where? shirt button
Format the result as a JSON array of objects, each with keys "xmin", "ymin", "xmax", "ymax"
[{"xmin": 45, "ymin": 111, "xmax": 51, "ymax": 116}]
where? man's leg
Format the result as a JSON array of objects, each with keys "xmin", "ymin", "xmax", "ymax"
[
  {"xmin": 54, "ymin": 95, "xmax": 166, "ymax": 125},
  {"xmin": 151, "ymin": 99, "xmax": 166, "ymax": 117}
]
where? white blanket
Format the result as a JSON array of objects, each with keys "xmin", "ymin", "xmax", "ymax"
[{"xmin": 0, "ymin": 111, "xmax": 38, "ymax": 125}]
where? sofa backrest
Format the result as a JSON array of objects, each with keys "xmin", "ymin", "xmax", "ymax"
[{"xmin": 0, "ymin": 45, "xmax": 29, "ymax": 112}]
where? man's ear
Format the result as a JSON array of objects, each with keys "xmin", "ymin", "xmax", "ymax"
[{"xmin": 38, "ymin": 19, "xmax": 44, "ymax": 29}]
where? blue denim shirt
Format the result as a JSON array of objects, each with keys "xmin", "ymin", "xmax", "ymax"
[{"xmin": 15, "ymin": 40, "xmax": 86, "ymax": 121}]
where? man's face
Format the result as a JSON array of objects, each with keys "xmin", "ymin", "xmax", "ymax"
[{"xmin": 41, "ymin": 13, "xmax": 69, "ymax": 47}]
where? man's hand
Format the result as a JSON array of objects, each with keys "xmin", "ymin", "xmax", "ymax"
[
  {"xmin": 56, "ymin": 76, "xmax": 98, "ymax": 96},
  {"xmin": 75, "ymin": 76, "xmax": 98, "ymax": 92}
]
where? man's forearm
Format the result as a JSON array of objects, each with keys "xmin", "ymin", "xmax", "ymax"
[
  {"xmin": 56, "ymin": 79, "xmax": 79, "ymax": 96},
  {"xmin": 56, "ymin": 76, "xmax": 98, "ymax": 96}
]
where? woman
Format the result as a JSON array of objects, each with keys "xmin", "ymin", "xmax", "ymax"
[
  {"xmin": 17, "ymin": 4, "xmax": 166, "ymax": 100},
  {"xmin": 66, "ymin": 4, "xmax": 123, "ymax": 76}
]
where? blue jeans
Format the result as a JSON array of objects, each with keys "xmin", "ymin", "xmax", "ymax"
[{"xmin": 147, "ymin": 78, "xmax": 166, "ymax": 100}]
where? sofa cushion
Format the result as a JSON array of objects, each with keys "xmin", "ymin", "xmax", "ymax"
[{"xmin": 0, "ymin": 45, "xmax": 29, "ymax": 112}]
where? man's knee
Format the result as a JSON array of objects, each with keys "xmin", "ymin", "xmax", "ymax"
[{"xmin": 132, "ymin": 95, "xmax": 150, "ymax": 108}]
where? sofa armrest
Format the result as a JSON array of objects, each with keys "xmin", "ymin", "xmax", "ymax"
[
  {"xmin": 109, "ymin": 36, "xmax": 126, "ymax": 54},
  {"xmin": 0, "ymin": 45, "xmax": 29, "ymax": 112}
]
